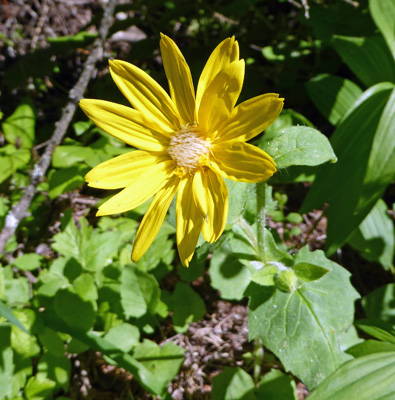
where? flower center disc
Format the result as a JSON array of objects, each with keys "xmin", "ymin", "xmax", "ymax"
[{"xmin": 168, "ymin": 125, "xmax": 211, "ymax": 174}]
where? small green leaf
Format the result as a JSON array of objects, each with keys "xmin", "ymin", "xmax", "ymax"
[
  {"xmin": 120, "ymin": 265, "xmax": 160, "ymax": 319},
  {"xmin": 225, "ymin": 179, "xmax": 249, "ymax": 227},
  {"xmin": 274, "ymin": 270, "xmax": 297, "ymax": 293},
  {"xmin": 48, "ymin": 165, "xmax": 88, "ymax": 199},
  {"xmin": 2, "ymin": 98, "xmax": 35, "ymax": 148},
  {"xmin": 37, "ymin": 352, "xmax": 71, "ymax": 391},
  {"xmin": 104, "ymin": 323, "xmax": 140, "ymax": 353},
  {"xmin": 0, "ymin": 145, "xmax": 31, "ymax": 184},
  {"xmin": 0, "ymin": 325, "xmax": 14, "ymax": 399},
  {"xmin": 0, "ymin": 300, "xmax": 29, "ymax": 334},
  {"xmin": 133, "ymin": 339, "xmax": 184, "ymax": 396},
  {"xmin": 308, "ymin": 352, "xmax": 395, "ymax": 400},
  {"xmin": 263, "ymin": 126, "xmax": 336, "ymax": 169},
  {"xmin": 333, "ymin": 35, "xmax": 395, "ymax": 87},
  {"xmin": 370, "ymin": 0, "xmax": 395, "ymax": 59},
  {"xmin": 257, "ymin": 369, "xmax": 298, "ymax": 400},
  {"xmin": 11, "ymin": 309, "xmax": 40, "ymax": 357},
  {"xmin": 211, "ymin": 367, "xmax": 255, "ymax": 400},
  {"xmin": 172, "ymin": 282, "xmax": 205, "ymax": 333},
  {"xmin": 355, "ymin": 319, "xmax": 395, "ymax": 344},
  {"xmin": 348, "ymin": 199, "xmax": 394, "ymax": 270},
  {"xmin": 52, "ymin": 145, "xmax": 95, "ymax": 168},
  {"xmin": 347, "ymin": 340, "xmax": 395, "ymax": 358},
  {"xmin": 250, "ymin": 266, "xmax": 278, "ymax": 286},
  {"xmin": 362, "ymin": 283, "xmax": 395, "ymax": 325},
  {"xmin": 293, "ymin": 262, "xmax": 329, "ymax": 282},
  {"xmin": 306, "ymin": 74, "xmax": 362, "ymax": 125},
  {"xmin": 248, "ymin": 248, "xmax": 359, "ymax": 389},
  {"xmin": 13, "ymin": 253, "xmax": 44, "ymax": 271},
  {"xmin": 24, "ymin": 375, "xmax": 57, "ymax": 400}
]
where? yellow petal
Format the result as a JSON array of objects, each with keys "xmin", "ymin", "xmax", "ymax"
[
  {"xmin": 79, "ymin": 99, "xmax": 169, "ymax": 151},
  {"xmin": 160, "ymin": 34, "xmax": 196, "ymax": 125},
  {"xmin": 85, "ymin": 150, "xmax": 169, "ymax": 190},
  {"xmin": 97, "ymin": 160, "xmax": 175, "ymax": 216},
  {"xmin": 176, "ymin": 178, "xmax": 203, "ymax": 267},
  {"xmin": 211, "ymin": 141, "xmax": 276, "ymax": 183},
  {"xmin": 198, "ymin": 59, "xmax": 245, "ymax": 134},
  {"xmin": 196, "ymin": 37, "xmax": 239, "ymax": 112},
  {"xmin": 193, "ymin": 170, "xmax": 228, "ymax": 243},
  {"xmin": 132, "ymin": 175, "xmax": 179, "ymax": 262},
  {"xmin": 216, "ymin": 94, "xmax": 284, "ymax": 142},
  {"xmin": 109, "ymin": 59, "xmax": 181, "ymax": 131}
]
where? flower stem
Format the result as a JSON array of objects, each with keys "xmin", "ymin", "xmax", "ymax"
[{"xmin": 256, "ymin": 182, "xmax": 267, "ymax": 263}]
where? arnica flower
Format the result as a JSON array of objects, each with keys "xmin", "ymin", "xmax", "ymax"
[{"xmin": 80, "ymin": 34, "xmax": 284, "ymax": 267}]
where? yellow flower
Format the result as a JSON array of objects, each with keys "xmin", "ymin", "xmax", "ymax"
[{"xmin": 80, "ymin": 34, "xmax": 284, "ymax": 267}]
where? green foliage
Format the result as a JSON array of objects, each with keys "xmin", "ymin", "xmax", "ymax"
[{"xmin": 1, "ymin": 0, "xmax": 394, "ymax": 398}]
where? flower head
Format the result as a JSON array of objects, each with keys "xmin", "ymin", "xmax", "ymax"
[{"xmin": 80, "ymin": 34, "xmax": 284, "ymax": 266}]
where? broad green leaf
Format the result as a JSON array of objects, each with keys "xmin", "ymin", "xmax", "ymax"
[
  {"xmin": 133, "ymin": 339, "xmax": 184, "ymax": 396},
  {"xmin": 37, "ymin": 327, "xmax": 65, "ymax": 356},
  {"xmin": 306, "ymin": 74, "xmax": 362, "ymax": 125},
  {"xmin": 348, "ymin": 199, "xmax": 394, "ymax": 270},
  {"xmin": 104, "ymin": 323, "xmax": 140, "ymax": 353},
  {"xmin": 54, "ymin": 288, "xmax": 96, "ymax": 332},
  {"xmin": 0, "ymin": 145, "xmax": 31, "ymax": 184},
  {"xmin": 308, "ymin": 352, "xmax": 395, "ymax": 400},
  {"xmin": 0, "ymin": 325, "xmax": 14, "ymax": 399},
  {"xmin": 37, "ymin": 352, "xmax": 71, "ymax": 391},
  {"xmin": 370, "ymin": 0, "xmax": 395, "ymax": 59},
  {"xmin": 225, "ymin": 179, "xmax": 249, "ymax": 227},
  {"xmin": 48, "ymin": 165, "xmax": 88, "ymax": 199},
  {"xmin": 11, "ymin": 309, "xmax": 40, "ymax": 357},
  {"xmin": 263, "ymin": 126, "xmax": 336, "ymax": 169},
  {"xmin": 0, "ymin": 300, "xmax": 29, "ymax": 334},
  {"xmin": 362, "ymin": 284, "xmax": 395, "ymax": 325},
  {"xmin": 293, "ymin": 262, "xmax": 329, "ymax": 282},
  {"xmin": 301, "ymin": 83, "xmax": 394, "ymax": 254},
  {"xmin": 4, "ymin": 276, "xmax": 30, "ymax": 305},
  {"xmin": 52, "ymin": 145, "xmax": 95, "ymax": 168},
  {"xmin": 211, "ymin": 367, "xmax": 255, "ymax": 400},
  {"xmin": 333, "ymin": 35, "xmax": 395, "ymax": 87},
  {"xmin": 120, "ymin": 265, "xmax": 160, "ymax": 319},
  {"xmin": 248, "ymin": 248, "xmax": 359, "ymax": 389},
  {"xmin": 2, "ymin": 98, "xmax": 35, "ymax": 148},
  {"xmin": 13, "ymin": 253, "xmax": 44, "ymax": 271},
  {"xmin": 355, "ymin": 319, "xmax": 395, "ymax": 344},
  {"xmin": 347, "ymin": 340, "xmax": 395, "ymax": 358},
  {"xmin": 24, "ymin": 375, "xmax": 56, "ymax": 400},
  {"xmin": 257, "ymin": 369, "xmax": 298, "ymax": 400},
  {"xmin": 51, "ymin": 217, "xmax": 122, "ymax": 271},
  {"xmin": 172, "ymin": 282, "xmax": 205, "ymax": 333}
]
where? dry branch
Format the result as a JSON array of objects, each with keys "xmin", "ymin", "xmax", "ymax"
[{"xmin": 0, "ymin": 0, "xmax": 117, "ymax": 254}]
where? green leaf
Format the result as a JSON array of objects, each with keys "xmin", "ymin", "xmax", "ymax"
[
  {"xmin": 0, "ymin": 325, "xmax": 14, "ymax": 399},
  {"xmin": 355, "ymin": 319, "xmax": 395, "ymax": 344},
  {"xmin": 333, "ymin": 35, "xmax": 395, "ymax": 87},
  {"xmin": 0, "ymin": 300, "xmax": 29, "ymax": 334},
  {"xmin": 52, "ymin": 145, "xmax": 95, "ymax": 168},
  {"xmin": 347, "ymin": 340, "xmax": 395, "ymax": 358},
  {"xmin": 172, "ymin": 282, "xmax": 205, "ymax": 333},
  {"xmin": 0, "ymin": 145, "xmax": 31, "ymax": 184},
  {"xmin": 263, "ymin": 126, "xmax": 336, "ymax": 169},
  {"xmin": 308, "ymin": 352, "xmax": 395, "ymax": 400},
  {"xmin": 306, "ymin": 74, "xmax": 362, "ymax": 125},
  {"xmin": 2, "ymin": 98, "xmax": 35, "ymax": 148},
  {"xmin": 133, "ymin": 339, "xmax": 184, "ymax": 396},
  {"xmin": 54, "ymin": 288, "xmax": 96, "ymax": 332},
  {"xmin": 211, "ymin": 367, "xmax": 255, "ymax": 400},
  {"xmin": 301, "ymin": 83, "xmax": 394, "ymax": 254},
  {"xmin": 13, "ymin": 253, "xmax": 44, "ymax": 271},
  {"xmin": 48, "ymin": 165, "xmax": 88, "ymax": 199},
  {"xmin": 24, "ymin": 375, "xmax": 56, "ymax": 400},
  {"xmin": 348, "ymin": 199, "xmax": 394, "ymax": 270},
  {"xmin": 293, "ymin": 262, "xmax": 329, "ymax": 282},
  {"xmin": 370, "ymin": 0, "xmax": 395, "ymax": 59},
  {"xmin": 257, "ymin": 369, "xmax": 298, "ymax": 400},
  {"xmin": 37, "ymin": 352, "xmax": 71, "ymax": 391},
  {"xmin": 120, "ymin": 265, "xmax": 160, "ymax": 319},
  {"xmin": 362, "ymin": 284, "xmax": 395, "ymax": 325},
  {"xmin": 11, "ymin": 309, "xmax": 40, "ymax": 357},
  {"xmin": 104, "ymin": 323, "xmax": 140, "ymax": 353},
  {"xmin": 37, "ymin": 327, "xmax": 65, "ymax": 356},
  {"xmin": 248, "ymin": 248, "xmax": 359, "ymax": 389},
  {"xmin": 225, "ymin": 179, "xmax": 249, "ymax": 227}
]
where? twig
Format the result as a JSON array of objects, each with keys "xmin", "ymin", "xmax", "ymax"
[
  {"xmin": 0, "ymin": 0, "xmax": 117, "ymax": 255},
  {"xmin": 301, "ymin": 0, "xmax": 310, "ymax": 18}
]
